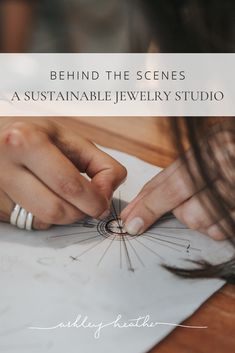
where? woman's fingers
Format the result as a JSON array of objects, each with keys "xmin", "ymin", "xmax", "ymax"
[
  {"xmin": 172, "ymin": 188, "xmax": 222, "ymax": 231},
  {"xmin": 121, "ymin": 128, "xmax": 235, "ymax": 236},
  {"xmin": 0, "ymin": 188, "xmax": 51, "ymax": 230},
  {"xmin": 74, "ymin": 141, "xmax": 127, "ymax": 200},
  {"xmin": 0, "ymin": 119, "xmax": 127, "ymax": 230},
  {"xmin": 121, "ymin": 172, "xmax": 233, "ymax": 238},
  {"xmin": 172, "ymin": 191, "xmax": 228, "ymax": 240},
  {"xmin": 0, "ymin": 189, "xmax": 14, "ymax": 222},
  {"xmin": 197, "ymin": 208, "xmax": 235, "ymax": 241},
  {"xmin": 121, "ymin": 126, "xmax": 235, "ymax": 228},
  {"xmin": 32, "ymin": 218, "xmax": 51, "ymax": 230},
  {"xmin": 121, "ymin": 156, "xmax": 207, "ymax": 235},
  {"xmin": 203, "ymin": 225, "xmax": 227, "ymax": 240},
  {"xmin": 50, "ymin": 117, "xmax": 127, "ymax": 198},
  {"xmin": 54, "ymin": 131, "xmax": 127, "ymax": 201},
  {"xmin": 1, "ymin": 165, "xmax": 85, "ymax": 225},
  {"xmin": 121, "ymin": 151, "xmax": 209, "ymax": 225},
  {"xmin": 197, "ymin": 224, "xmax": 228, "ymax": 241},
  {"xmin": 2, "ymin": 122, "xmax": 109, "ymax": 218}
]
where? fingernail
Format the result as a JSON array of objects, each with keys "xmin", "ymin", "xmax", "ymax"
[
  {"xmin": 99, "ymin": 209, "xmax": 110, "ymax": 220},
  {"xmin": 125, "ymin": 217, "xmax": 144, "ymax": 235},
  {"xmin": 207, "ymin": 225, "xmax": 226, "ymax": 240}
]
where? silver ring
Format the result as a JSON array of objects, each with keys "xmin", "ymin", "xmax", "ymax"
[
  {"xmin": 10, "ymin": 204, "xmax": 21, "ymax": 225},
  {"xmin": 10, "ymin": 204, "xmax": 34, "ymax": 231},
  {"xmin": 25, "ymin": 212, "xmax": 34, "ymax": 231}
]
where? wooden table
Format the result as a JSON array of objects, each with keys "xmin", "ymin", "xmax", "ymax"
[{"xmin": 76, "ymin": 116, "xmax": 235, "ymax": 353}]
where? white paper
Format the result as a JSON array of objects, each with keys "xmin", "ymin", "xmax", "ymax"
[{"xmin": 0, "ymin": 147, "xmax": 233, "ymax": 353}]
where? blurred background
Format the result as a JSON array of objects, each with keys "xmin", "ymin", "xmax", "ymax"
[
  {"xmin": 0, "ymin": 0, "xmax": 151, "ymax": 52},
  {"xmin": 0, "ymin": 0, "xmax": 232, "ymax": 167}
]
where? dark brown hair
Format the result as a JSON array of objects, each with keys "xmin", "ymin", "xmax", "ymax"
[
  {"xmin": 165, "ymin": 118, "xmax": 235, "ymax": 283},
  {"xmin": 141, "ymin": 0, "xmax": 235, "ymax": 282}
]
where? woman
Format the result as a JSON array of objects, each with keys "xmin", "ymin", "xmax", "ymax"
[
  {"xmin": 121, "ymin": 0, "xmax": 235, "ymax": 281},
  {"xmin": 0, "ymin": 0, "xmax": 234, "ymax": 281}
]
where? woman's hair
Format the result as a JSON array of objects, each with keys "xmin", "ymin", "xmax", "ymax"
[
  {"xmin": 142, "ymin": 0, "xmax": 235, "ymax": 52},
  {"xmin": 141, "ymin": 0, "xmax": 235, "ymax": 282},
  {"xmin": 166, "ymin": 118, "xmax": 235, "ymax": 284}
]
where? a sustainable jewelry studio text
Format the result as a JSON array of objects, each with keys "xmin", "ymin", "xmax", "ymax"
[
  {"xmin": 28, "ymin": 314, "xmax": 207, "ymax": 339},
  {"xmin": 11, "ymin": 69, "xmax": 224, "ymax": 104}
]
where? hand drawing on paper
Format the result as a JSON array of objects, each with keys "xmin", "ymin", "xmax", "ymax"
[{"xmin": 47, "ymin": 194, "xmax": 201, "ymax": 272}]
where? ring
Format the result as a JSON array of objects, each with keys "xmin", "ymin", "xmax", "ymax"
[{"xmin": 10, "ymin": 204, "xmax": 34, "ymax": 231}]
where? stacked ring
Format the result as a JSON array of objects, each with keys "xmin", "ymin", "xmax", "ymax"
[{"xmin": 10, "ymin": 204, "xmax": 34, "ymax": 231}]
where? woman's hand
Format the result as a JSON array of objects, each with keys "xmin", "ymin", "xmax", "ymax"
[
  {"xmin": 0, "ymin": 117, "xmax": 127, "ymax": 230},
  {"xmin": 121, "ymin": 126, "xmax": 235, "ymax": 240}
]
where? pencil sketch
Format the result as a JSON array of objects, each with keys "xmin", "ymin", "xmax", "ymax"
[{"xmin": 47, "ymin": 194, "xmax": 201, "ymax": 272}]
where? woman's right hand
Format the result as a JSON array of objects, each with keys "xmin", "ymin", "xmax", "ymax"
[
  {"xmin": 0, "ymin": 117, "xmax": 127, "ymax": 230},
  {"xmin": 121, "ymin": 124, "xmax": 235, "ymax": 240}
]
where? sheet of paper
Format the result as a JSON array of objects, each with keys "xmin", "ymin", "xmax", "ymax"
[{"xmin": 0, "ymin": 147, "xmax": 233, "ymax": 353}]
